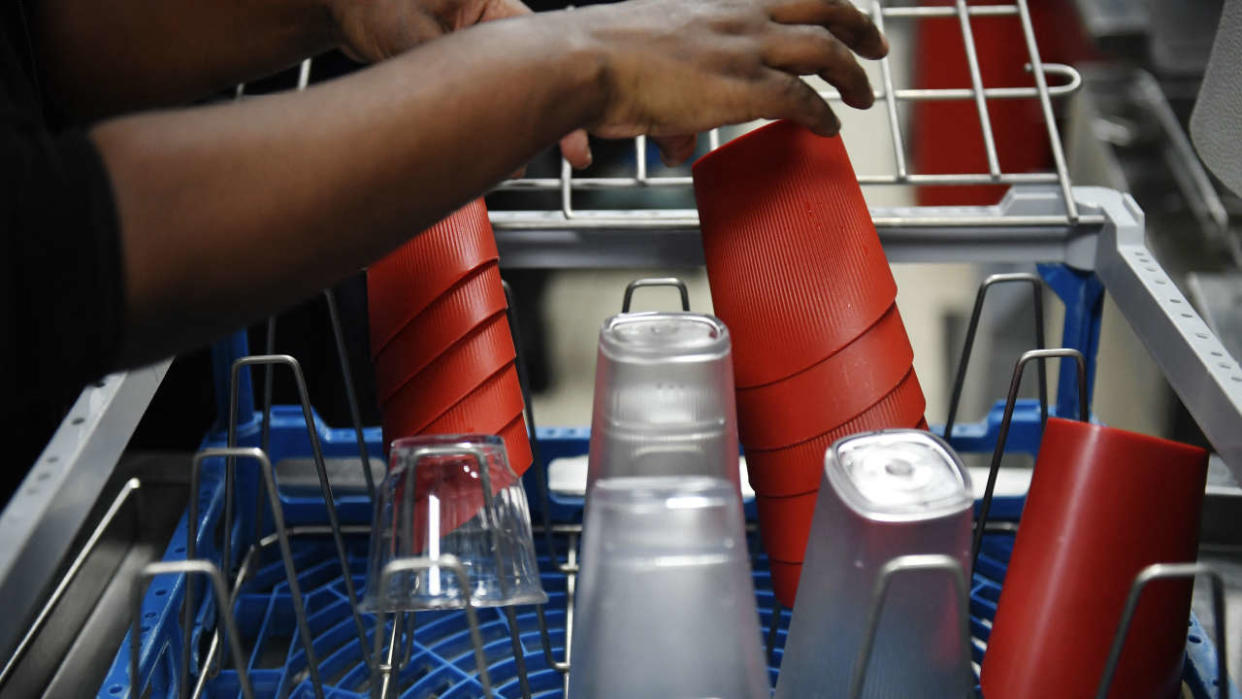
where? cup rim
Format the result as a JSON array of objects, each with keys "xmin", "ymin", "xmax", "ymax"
[
  {"xmin": 599, "ymin": 311, "xmax": 732, "ymax": 363},
  {"xmin": 1043, "ymin": 416, "xmax": 1210, "ymax": 459}
]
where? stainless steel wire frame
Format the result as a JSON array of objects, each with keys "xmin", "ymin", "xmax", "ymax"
[{"xmin": 487, "ymin": 1, "xmax": 1084, "ymax": 232}]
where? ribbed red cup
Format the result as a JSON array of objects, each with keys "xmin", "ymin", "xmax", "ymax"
[
  {"xmin": 747, "ymin": 369, "xmax": 925, "ymax": 608},
  {"xmin": 744, "ymin": 368, "xmax": 927, "ymax": 497},
  {"xmin": 981, "ymin": 418, "xmax": 1209, "ymax": 699},
  {"xmin": 378, "ymin": 313, "xmax": 515, "ymax": 424},
  {"xmin": 378, "ymin": 308, "xmax": 514, "ymax": 403},
  {"xmin": 420, "ymin": 364, "xmax": 523, "ymax": 435},
  {"xmin": 372, "ymin": 263, "xmax": 507, "ymax": 388},
  {"xmin": 756, "ymin": 491, "xmax": 817, "ymax": 563},
  {"xmin": 735, "ymin": 304, "xmax": 913, "ymax": 449},
  {"xmin": 768, "ymin": 561, "xmax": 802, "ymax": 612},
  {"xmin": 367, "ymin": 199, "xmax": 499, "ymax": 353},
  {"xmin": 382, "ymin": 365, "xmax": 530, "ymax": 475},
  {"xmin": 693, "ymin": 121, "xmax": 897, "ymax": 388}
]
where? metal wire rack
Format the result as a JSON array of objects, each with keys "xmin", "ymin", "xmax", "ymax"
[
  {"xmin": 1, "ymin": 0, "xmax": 1240, "ymax": 697},
  {"xmin": 488, "ymin": 0, "xmax": 1091, "ymax": 232}
]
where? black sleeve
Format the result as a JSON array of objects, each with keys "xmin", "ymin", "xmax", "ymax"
[{"xmin": 2, "ymin": 119, "xmax": 125, "ymax": 446}]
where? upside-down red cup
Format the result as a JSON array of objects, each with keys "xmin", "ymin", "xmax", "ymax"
[
  {"xmin": 693, "ymin": 121, "xmax": 897, "ymax": 388},
  {"xmin": 420, "ymin": 365, "xmax": 531, "ymax": 475},
  {"xmin": 378, "ymin": 314, "xmax": 516, "ymax": 424},
  {"xmin": 980, "ymin": 418, "xmax": 1209, "ymax": 699},
  {"xmin": 768, "ymin": 561, "xmax": 803, "ymax": 610},
  {"xmin": 384, "ymin": 361, "xmax": 523, "ymax": 444},
  {"xmin": 367, "ymin": 199, "xmax": 500, "ymax": 352},
  {"xmin": 744, "ymin": 367, "xmax": 927, "ymax": 497},
  {"xmin": 372, "ymin": 262, "xmax": 507, "ymax": 376},
  {"xmin": 382, "ymin": 371, "xmax": 531, "ymax": 475},
  {"xmin": 735, "ymin": 304, "xmax": 913, "ymax": 449},
  {"xmin": 755, "ymin": 491, "xmax": 817, "ymax": 564},
  {"xmin": 421, "ymin": 365, "xmax": 524, "ymax": 434}
]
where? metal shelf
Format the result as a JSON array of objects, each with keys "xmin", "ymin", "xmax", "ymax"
[
  {"xmin": 1091, "ymin": 186, "xmax": 1242, "ymax": 477},
  {"xmin": 0, "ymin": 360, "xmax": 171, "ymax": 660},
  {"xmin": 493, "ymin": 186, "xmax": 1106, "ymax": 268}
]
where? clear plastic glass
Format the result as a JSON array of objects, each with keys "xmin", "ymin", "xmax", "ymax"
[
  {"xmin": 569, "ymin": 476, "xmax": 768, "ymax": 699},
  {"xmin": 587, "ymin": 312, "xmax": 740, "ymax": 493},
  {"xmin": 775, "ymin": 429, "xmax": 973, "ymax": 699},
  {"xmin": 361, "ymin": 434, "xmax": 547, "ymax": 611}
]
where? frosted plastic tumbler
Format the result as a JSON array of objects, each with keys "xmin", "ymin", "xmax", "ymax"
[
  {"xmin": 361, "ymin": 434, "xmax": 546, "ymax": 611},
  {"xmin": 569, "ymin": 477, "xmax": 768, "ymax": 699},
  {"xmin": 587, "ymin": 312, "xmax": 739, "ymax": 493},
  {"xmin": 776, "ymin": 430, "xmax": 973, "ymax": 699}
]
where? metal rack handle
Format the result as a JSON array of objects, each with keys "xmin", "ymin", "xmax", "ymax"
[
  {"xmin": 373, "ymin": 555, "xmax": 493, "ymax": 699},
  {"xmin": 188, "ymin": 447, "xmax": 325, "ymax": 699},
  {"xmin": 944, "ymin": 272, "xmax": 1048, "ymax": 438},
  {"xmin": 847, "ymin": 554, "xmax": 973, "ymax": 699},
  {"xmin": 621, "ymin": 278, "xmax": 691, "ymax": 313},
  {"xmin": 1096, "ymin": 563, "xmax": 1229, "ymax": 699},
  {"xmin": 971, "ymin": 348, "xmax": 1087, "ymax": 571},
  {"xmin": 227, "ymin": 355, "xmax": 371, "ymax": 670},
  {"xmin": 131, "ymin": 560, "xmax": 254, "ymax": 699},
  {"xmin": 500, "ymin": 279, "xmax": 571, "ymax": 678},
  {"xmin": 396, "ymin": 442, "xmax": 534, "ymax": 698}
]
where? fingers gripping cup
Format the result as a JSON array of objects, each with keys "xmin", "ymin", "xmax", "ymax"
[
  {"xmin": 587, "ymin": 312, "xmax": 740, "ymax": 494},
  {"xmin": 362, "ymin": 435, "xmax": 547, "ymax": 612},
  {"xmin": 569, "ymin": 477, "xmax": 769, "ymax": 699}
]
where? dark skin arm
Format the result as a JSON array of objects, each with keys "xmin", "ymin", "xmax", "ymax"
[
  {"xmin": 84, "ymin": 0, "xmax": 886, "ymax": 368},
  {"xmin": 34, "ymin": 0, "xmax": 337, "ymax": 122},
  {"xmin": 35, "ymin": 0, "xmax": 598, "ymax": 162}
]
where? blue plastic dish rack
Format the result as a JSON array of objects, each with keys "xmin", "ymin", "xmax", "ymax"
[{"xmin": 101, "ymin": 392, "xmax": 1237, "ymax": 698}]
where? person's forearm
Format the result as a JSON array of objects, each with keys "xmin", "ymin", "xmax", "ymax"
[
  {"xmin": 35, "ymin": 0, "xmax": 339, "ymax": 121},
  {"xmin": 93, "ymin": 14, "xmax": 601, "ymax": 367}
]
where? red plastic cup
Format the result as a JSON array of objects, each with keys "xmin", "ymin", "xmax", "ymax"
[
  {"xmin": 367, "ymin": 199, "xmax": 500, "ymax": 352},
  {"xmin": 768, "ymin": 561, "xmax": 802, "ymax": 610},
  {"xmin": 693, "ymin": 121, "xmax": 897, "ymax": 388},
  {"xmin": 980, "ymin": 418, "xmax": 1209, "ymax": 699},
  {"xmin": 744, "ymin": 367, "xmax": 927, "ymax": 497},
  {"xmin": 383, "ymin": 358, "xmax": 521, "ymax": 443},
  {"xmin": 420, "ymin": 364, "xmax": 530, "ymax": 474},
  {"xmin": 494, "ymin": 413, "xmax": 534, "ymax": 477},
  {"xmin": 378, "ymin": 314, "xmax": 516, "ymax": 426},
  {"xmin": 755, "ymin": 491, "xmax": 817, "ymax": 564},
  {"xmin": 372, "ymin": 262, "xmax": 507, "ymax": 378},
  {"xmin": 735, "ymin": 304, "xmax": 913, "ymax": 449},
  {"xmin": 382, "ymin": 365, "xmax": 530, "ymax": 475}
]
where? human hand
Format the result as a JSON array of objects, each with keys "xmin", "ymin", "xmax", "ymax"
[
  {"xmin": 552, "ymin": 0, "xmax": 886, "ymax": 165},
  {"xmin": 330, "ymin": 0, "xmax": 595, "ymax": 167}
]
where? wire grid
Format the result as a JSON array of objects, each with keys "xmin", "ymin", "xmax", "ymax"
[
  {"xmin": 187, "ymin": 528, "xmax": 1018, "ymax": 698},
  {"xmin": 487, "ymin": 0, "xmax": 1084, "ymax": 232}
]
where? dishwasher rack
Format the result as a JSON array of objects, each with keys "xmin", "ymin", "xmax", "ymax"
[
  {"xmin": 94, "ymin": 393, "xmax": 1235, "ymax": 698},
  {"xmin": 1, "ymin": 0, "xmax": 1241, "ymax": 696}
]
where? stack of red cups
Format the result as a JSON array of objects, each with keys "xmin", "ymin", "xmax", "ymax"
[
  {"xmin": 368, "ymin": 199, "xmax": 532, "ymax": 483},
  {"xmin": 693, "ymin": 121, "xmax": 927, "ymax": 607}
]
